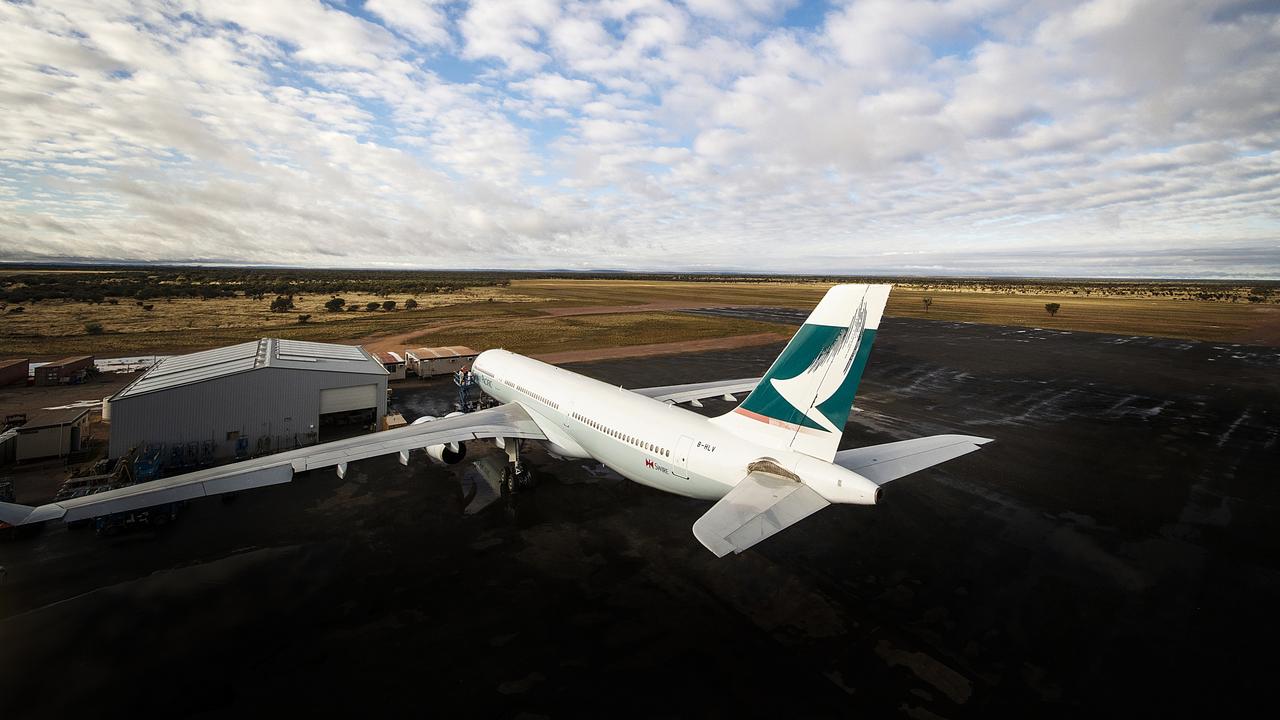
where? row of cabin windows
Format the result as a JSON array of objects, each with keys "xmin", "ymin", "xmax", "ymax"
[
  {"xmin": 516, "ymin": 383, "xmax": 559, "ymax": 410},
  {"xmin": 571, "ymin": 412, "xmax": 670, "ymax": 458}
]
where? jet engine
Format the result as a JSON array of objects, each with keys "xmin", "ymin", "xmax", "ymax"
[
  {"xmin": 408, "ymin": 413, "xmax": 468, "ymax": 465},
  {"xmin": 426, "ymin": 441, "xmax": 466, "ymax": 464}
]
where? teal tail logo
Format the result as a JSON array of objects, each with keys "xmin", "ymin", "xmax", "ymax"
[{"xmin": 735, "ymin": 297, "xmax": 876, "ymax": 434}]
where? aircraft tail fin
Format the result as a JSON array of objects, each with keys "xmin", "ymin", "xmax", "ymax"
[{"xmin": 711, "ymin": 283, "xmax": 891, "ymax": 462}]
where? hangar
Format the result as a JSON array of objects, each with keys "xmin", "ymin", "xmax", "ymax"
[{"xmin": 107, "ymin": 338, "xmax": 387, "ymax": 460}]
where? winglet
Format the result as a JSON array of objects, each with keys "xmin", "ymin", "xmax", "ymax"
[
  {"xmin": 1, "ymin": 501, "xmax": 66, "ymax": 526},
  {"xmin": 0, "ymin": 501, "xmax": 35, "ymax": 526},
  {"xmin": 0, "ymin": 502, "xmax": 39, "ymax": 525}
]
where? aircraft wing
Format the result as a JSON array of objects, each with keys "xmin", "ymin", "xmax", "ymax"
[
  {"xmin": 833, "ymin": 434, "xmax": 993, "ymax": 486},
  {"xmin": 631, "ymin": 377, "xmax": 760, "ymax": 405},
  {"xmin": 0, "ymin": 403, "xmax": 546, "ymax": 527},
  {"xmin": 692, "ymin": 471, "xmax": 830, "ymax": 557}
]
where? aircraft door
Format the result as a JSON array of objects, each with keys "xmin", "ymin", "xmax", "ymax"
[
  {"xmin": 561, "ymin": 398, "xmax": 574, "ymax": 430},
  {"xmin": 673, "ymin": 435, "xmax": 694, "ymax": 479}
]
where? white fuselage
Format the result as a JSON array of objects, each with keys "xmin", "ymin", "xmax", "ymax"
[{"xmin": 471, "ymin": 349, "xmax": 881, "ymax": 504}]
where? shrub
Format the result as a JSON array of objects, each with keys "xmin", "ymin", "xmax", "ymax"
[
  {"xmin": 324, "ymin": 297, "xmax": 345, "ymax": 312},
  {"xmin": 366, "ymin": 301, "xmax": 380, "ymax": 311},
  {"xmin": 382, "ymin": 300, "xmax": 397, "ymax": 311},
  {"xmin": 270, "ymin": 295, "xmax": 295, "ymax": 312},
  {"xmin": 142, "ymin": 304, "xmax": 154, "ymax": 311},
  {"xmin": 405, "ymin": 298, "xmax": 418, "ymax": 310},
  {"xmin": 85, "ymin": 321, "xmax": 104, "ymax": 335},
  {"xmin": 1045, "ymin": 302, "xmax": 1061, "ymax": 317},
  {"xmin": 297, "ymin": 314, "xmax": 312, "ymax": 324}
]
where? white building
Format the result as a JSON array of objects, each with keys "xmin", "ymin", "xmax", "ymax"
[
  {"xmin": 376, "ymin": 351, "xmax": 406, "ymax": 381},
  {"xmin": 107, "ymin": 338, "xmax": 388, "ymax": 460},
  {"xmin": 405, "ymin": 346, "xmax": 479, "ymax": 378}
]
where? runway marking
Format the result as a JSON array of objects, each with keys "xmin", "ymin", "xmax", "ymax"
[
  {"xmin": 982, "ymin": 388, "xmax": 1079, "ymax": 426},
  {"xmin": 1216, "ymin": 410, "xmax": 1250, "ymax": 449}
]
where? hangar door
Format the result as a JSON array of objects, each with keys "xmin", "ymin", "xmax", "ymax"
[{"xmin": 319, "ymin": 384, "xmax": 378, "ymax": 414}]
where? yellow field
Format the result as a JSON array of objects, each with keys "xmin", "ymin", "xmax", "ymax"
[
  {"xmin": 509, "ymin": 279, "xmax": 1280, "ymax": 345},
  {"xmin": 886, "ymin": 288, "xmax": 1280, "ymax": 344},
  {"xmin": 1, "ymin": 277, "xmax": 1276, "ymax": 358},
  {"xmin": 0, "ymin": 288, "xmax": 545, "ymax": 356},
  {"xmin": 404, "ymin": 311, "xmax": 792, "ymax": 356},
  {"xmin": 510, "ymin": 278, "xmax": 834, "ymax": 307}
]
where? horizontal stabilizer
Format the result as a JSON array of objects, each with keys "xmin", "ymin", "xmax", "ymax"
[
  {"xmin": 833, "ymin": 434, "xmax": 993, "ymax": 486},
  {"xmin": 693, "ymin": 471, "xmax": 830, "ymax": 557},
  {"xmin": 632, "ymin": 377, "xmax": 760, "ymax": 405}
]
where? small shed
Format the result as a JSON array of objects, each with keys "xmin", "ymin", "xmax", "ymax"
[
  {"xmin": 0, "ymin": 358, "xmax": 27, "ymax": 386},
  {"xmin": 16, "ymin": 407, "xmax": 91, "ymax": 461},
  {"xmin": 34, "ymin": 355, "xmax": 94, "ymax": 386},
  {"xmin": 405, "ymin": 346, "xmax": 479, "ymax": 378},
  {"xmin": 376, "ymin": 351, "xmax": 406, "ymax": 381},
  {"xmin": 0, "ymin": 427, "xmax": 17, "ymax": 465}
]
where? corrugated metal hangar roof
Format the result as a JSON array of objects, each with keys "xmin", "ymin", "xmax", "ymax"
[
  {"xmin": 19, "ymin": 406, "xmax": 91, "ymax": 430},
  {"xmin": 112, "ymin": 338, "xmax": 386, "ymax": 400},
  {"xmin": 406, "ymin": 346, "xmax": 479, "ymax": 359}
]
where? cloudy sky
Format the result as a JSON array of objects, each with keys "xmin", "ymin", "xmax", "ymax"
[{"xmin": 1, "ymin": 0, "xmax": 1277, "ymax": 277}]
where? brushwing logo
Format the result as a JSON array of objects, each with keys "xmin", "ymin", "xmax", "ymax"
[
  {"xmin": 737, "ymin": 291, "xmax": 877, "ymax": 434},
  {"xmin": 770, "ymin": 298, "xmax": 868, "ymax": 433}
]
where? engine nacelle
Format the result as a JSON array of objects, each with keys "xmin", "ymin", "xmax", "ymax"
[
  {"xmin": 426, "ymin": 441, "xmax": 466, "ymax": 465},
  {"xmin": 410, "ymin": 413, "xmax": 468, "ymax": 464}
]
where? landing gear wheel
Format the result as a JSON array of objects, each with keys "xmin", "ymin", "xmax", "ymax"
[{"xmin": 501, "ymin": 464, "xmax": 534, "ymax": 494}]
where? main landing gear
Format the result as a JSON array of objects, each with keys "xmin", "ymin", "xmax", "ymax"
[{"xmin": 499, "ymin": 437, "xmax": 535, "ymax": 494}]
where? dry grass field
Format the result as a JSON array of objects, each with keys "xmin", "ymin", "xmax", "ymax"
[
  {"xmin": 402, "ymin": 311, "xmax": 792, "ymax": 356},
  {"xmin": 510, "ymin": 279, "xmax": 1280, "ymax": 346},
  {"xmin": 1, "ymin": 273, "xmax": 1276, "ymax": 358},
  {"xmin": 887, "ymin": 288, "xmax": 1280, "ymax": 345},
  {"xmin": 511, "ymin": 278, "xmax": 835, "ymax": 307},
  {"xmin": 0, "ymin": 289, "xmax": 544, "ymax": 357}
]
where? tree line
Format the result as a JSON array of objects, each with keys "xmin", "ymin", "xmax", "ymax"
[{"xmin": 0, "ymin": 267, "xmax": 511, "ymax": 304}]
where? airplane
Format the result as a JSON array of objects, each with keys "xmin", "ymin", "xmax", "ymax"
[{"xmin": 0, "ymin": 284, "xmax": 992, "ymax": 557}]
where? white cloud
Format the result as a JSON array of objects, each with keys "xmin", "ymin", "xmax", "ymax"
[
  {"xmin": 0, "ymin": 0, "xmax": 1276, "ymax": 276},
  {"xmin": 685, "ymin": 0, "xmax": 794, "ymax": 23},
  {"xmin": 512, "ymin": 72, "xmax": 595, "ymax": 104},
  {"xmin": 459, "ymin": 0, "xmax": 560, "ymax": 73},
  {"xmin": 366, "ymin": 0, "xmax": 452, "ymax": 47},
  {"xmin": 193, "ymin": 0, "xmax": 402, "ymax": 68}
]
